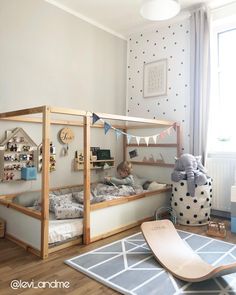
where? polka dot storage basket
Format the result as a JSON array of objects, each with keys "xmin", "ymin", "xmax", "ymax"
[{"xmin": 171, "ymin": 178, "xmax": 212, "ymax": 226}]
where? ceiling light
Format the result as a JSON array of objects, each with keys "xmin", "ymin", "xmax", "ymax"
[{"xmin": 140, "ymin": 0, "xmax": 181, "ymax": 21}]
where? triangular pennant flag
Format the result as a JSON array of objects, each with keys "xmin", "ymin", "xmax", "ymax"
[
  {"xmin": 92, "ymin": 113, "xmax": 100, "ymax": 124},
  {"xmin": 136, "ymin": 136, "xmax": 141, "ymax": 145},
  {"xmin": 173, "ymin": 122, "xmax": 177, "ymax": 131},
  {"xmin": 166, "ymin": 127, "xmax": 171, "ymax": 135},
  {"xmin": 127, "ymin": 134, "xmax": 132, "ymax": 144},
  {"xmin": 160, "ymin": 132, "xmax": 165, "ymax": 139},
  {"xmin": 104, "ymin": 122, "xmax": 111, "ymax": 134},
  {"xmin": 115, "ymin": 129, "xmax": 122, "ymax": 140},
  {"xmin": 144, "ymin": 137, "xmax": 150, "ymax": 146},
  {"xmin": 152, "ymin": 135, "xmax": 158, "ymax": 144}
]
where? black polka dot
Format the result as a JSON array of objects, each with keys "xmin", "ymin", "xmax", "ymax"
[
  {"xmin": 180, "ymin": 182, "xmax": 184, "ymax": 186},
  {"xmin": 208, "ymin": 217, "xmax": 210, "ymax": 221},
  {"xmin": 210, "ymin": 194, "xmax": 212, "ymax": 198},
  {"xmin": 174, "ymin": 202, "xmax": 178, "ymax": 206},
  {"xmin": 205, "ymin": 213, "xmax": 208, "ymax": 217},
  {"xmin": 186, "ymin": 220, "xmax": 190, "ymax": 224},
  {"xmin": 180, "ymin": 212, "xmax": 183, "ymax": 216},
  {"xmin": 210, "ymin": 203, "xmax": 212, "ymax": 207},
  {"xmin": 199, "ymin": 221, "xmax": 202, "ymax": 224},
  {"xmin": 174, "ymin": 188, "xmax": 177, "ymax": 191},
  {"xmin": 193, "ymin": 199, "xmax": 197, "ymax": 203},
  {"xmin": 179, "ymin": 198, "xmax": 183, "ymax": 201},
  {"xmin": 201, "ymin": 205, "xmax": 204, "ymax": 209},
  {"xmin": 186, "ymin": 205, "xmax": 190, "ymax": 209},
  {"xmin": 186, "ymin": 192, "xmax": 190, "ymax": 196},
  {"xmin": 201, "ymin": 191, "xmax": 204, "ymax": 195},
  {"xmin": 209, "ymin": 182, "xmax": 212, "ymax": 186},
  {"xmin": 206, "ymin": 198, "xmax": 209, "ymax": 202},
  {"xmin": 210, "ymin": 189, "xmax": 212, "ymax": 192},
  {"xmin": 194, "ymin": 214, "xmax": 197, "ymax": 218},
  {"xmin": 195, "ymin": 184, "xmax": 197, "ymax": 188}
]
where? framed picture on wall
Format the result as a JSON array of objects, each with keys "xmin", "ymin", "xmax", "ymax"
[{"xmin": 143, "ymin": 59, "xmax": 167, "ymax": 98}]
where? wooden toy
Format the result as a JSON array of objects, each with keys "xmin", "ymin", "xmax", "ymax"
[{"xmin": 206, "ymin": 221, "xmax": 226, "ymax": 238}]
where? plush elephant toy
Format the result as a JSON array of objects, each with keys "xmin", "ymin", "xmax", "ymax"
[{"xmin": 171, "ymin": 153, "xmax": 207, "ymax": 197}]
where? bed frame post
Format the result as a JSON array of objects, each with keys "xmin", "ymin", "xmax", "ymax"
[
  {"xmin": 123, "ymin": 128, "xmax": 127, "ymax": 161},
  {"xmin": 41, "ymin": 106, "xmax": 50, "ymax": 259},
  {"xmin": 176, "ymin": 123, "xmax": 182, "ymax": 157},
  {"xmin": 83, "ymin": 114, "xmax": 91, "ymax": 244}
]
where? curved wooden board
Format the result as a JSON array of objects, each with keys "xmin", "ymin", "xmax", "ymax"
[{"xmin": 141, "ymin": 220, "xmax": 236, "ymax": 282}]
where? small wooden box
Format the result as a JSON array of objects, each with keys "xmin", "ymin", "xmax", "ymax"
[{"xmin": 0, "ymin": 218, "xmax": 5, "ymax": 238}]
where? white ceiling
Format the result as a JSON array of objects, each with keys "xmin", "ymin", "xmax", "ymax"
[{"xmin": 45, "ymin": 0, "xmax": 235, "ymax": 39}]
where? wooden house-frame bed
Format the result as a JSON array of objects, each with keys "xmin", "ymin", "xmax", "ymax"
[{"xmin": 0, "ymin": 106, "xmax": 182, "ymax": 259}]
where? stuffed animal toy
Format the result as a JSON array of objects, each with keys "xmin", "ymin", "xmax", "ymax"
[{"xmin": 171, "ymin": 153, "xmax": 207, "ymax": 197}]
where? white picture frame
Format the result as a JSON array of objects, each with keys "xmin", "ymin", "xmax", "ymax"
[{"xmin": 143, "ymin": 59, "xmax": 167, "ymax": 98}]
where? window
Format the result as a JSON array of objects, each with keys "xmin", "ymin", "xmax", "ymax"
[{"xmin": 208, "ymin": 23, "xmax": 236, "ymax": 153}]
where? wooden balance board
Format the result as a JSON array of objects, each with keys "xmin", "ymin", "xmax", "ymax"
[{"xmin": 141, "ymin": 220, "xmax": 236, "ymax": 282}]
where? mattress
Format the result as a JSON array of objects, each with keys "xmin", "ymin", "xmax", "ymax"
[{"xmin": 49, "ymin": 212, "xmax": 83, "ymax": 244}]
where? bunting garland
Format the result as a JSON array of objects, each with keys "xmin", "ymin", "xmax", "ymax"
[{"xmin": 92, "ymin": 113, "xmax": 177, "ymax": 145}]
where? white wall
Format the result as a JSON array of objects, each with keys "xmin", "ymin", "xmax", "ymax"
[
  {"xmin": 0, "ymin": 0, "xmax": 127, "ymax": 114},
  {"xmin": 127, "ymin": 19, "xmax": 191, "ymax": 153},
  {"xmin": 0, "ymin": 0, "xmax": 127, "ymax": 194}
]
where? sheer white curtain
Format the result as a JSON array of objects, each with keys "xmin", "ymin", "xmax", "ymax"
[{"xmin": 190, "ymin": 6, "xmax": 211, "ymax": 164}]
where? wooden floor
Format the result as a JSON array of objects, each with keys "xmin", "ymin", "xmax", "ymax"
[{"xmin": 0, "ymin": 217, "xmax": 236, "ymax": 295}]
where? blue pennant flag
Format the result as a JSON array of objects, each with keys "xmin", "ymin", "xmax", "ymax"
[
  {"xmin": 104, "ymin": 122, "xmax": 111, "ymax": 134},
  {"xmin": 92, "ymin": 113, "xmax": 100, "ymax": 124},
  {"xmin": 115, "ymin": 129, "xmax": 122, "ymax": 140}
]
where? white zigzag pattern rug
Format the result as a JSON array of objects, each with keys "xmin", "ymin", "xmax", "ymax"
[{"xmin": 65, "ymin": 230, "xmax": 236, "ymax": 295}]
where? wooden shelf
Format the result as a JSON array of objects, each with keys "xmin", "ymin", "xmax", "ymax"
[
  {"xmin": 130, "ymin": 161, "xmax": 174, "ymax": 168},
  {"xmin": 74, "ymin": 158, "xmax": 114, "ymax": 171}
]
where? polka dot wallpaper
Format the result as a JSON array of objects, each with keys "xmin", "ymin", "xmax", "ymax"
[{"xmin": 127, "ymin": 19, "xmax": 191, "ymax": 152}]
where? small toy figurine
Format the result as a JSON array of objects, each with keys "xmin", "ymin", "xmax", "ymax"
[{"xmin": 206, "ymin": 221, "xmax": 226, "ymax": 238}]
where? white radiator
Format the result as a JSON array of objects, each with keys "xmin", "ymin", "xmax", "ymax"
[{"xmin": 206, "ymin": 154, "xmax": 236, "ymax": 212}]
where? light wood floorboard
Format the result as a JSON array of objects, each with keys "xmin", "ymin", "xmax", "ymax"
[{"xmin": 0, "ymin": 217, "xmax": 235, "ymax": 294}]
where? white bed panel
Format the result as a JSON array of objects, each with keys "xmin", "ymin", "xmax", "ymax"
[
  {"xmin": 90, "ymin": 191, "xmax": 170, "ymax": 238},
  {"xmin": 0, "ymin": 204, "xmax": 41, "ymax": 250}
]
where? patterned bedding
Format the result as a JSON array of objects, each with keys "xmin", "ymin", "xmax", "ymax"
[{"xmin": 33, "ymin": 183, "xmax": 144, "ymax": 220}]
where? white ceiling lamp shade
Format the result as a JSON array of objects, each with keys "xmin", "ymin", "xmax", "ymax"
[{"xmin": 140, "ymin": 0, "xmax": 181, "ymax": 21}]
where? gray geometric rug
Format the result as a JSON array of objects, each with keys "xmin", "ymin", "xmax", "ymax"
[{"xmin": 65, "ymin": 230, "xmax": 236, "ymax": 295}]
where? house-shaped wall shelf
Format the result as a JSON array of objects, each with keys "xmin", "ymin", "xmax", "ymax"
[{"xmin": 0, "ymin": 128, "xmax": 37, "ymax": 182}]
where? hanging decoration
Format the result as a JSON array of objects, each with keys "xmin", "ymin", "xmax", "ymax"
[
  {"xmin": 91, "ymin": 113, "xmax": 177, "ymax": 145},
  {"xmin": 104, "ymin": 122, "xmax": 111, "ymax": 134}
]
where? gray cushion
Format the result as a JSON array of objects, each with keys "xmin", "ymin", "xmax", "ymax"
[{"xmin": 12, "ymin": 191, "xmax": 41, "ymax": 207}]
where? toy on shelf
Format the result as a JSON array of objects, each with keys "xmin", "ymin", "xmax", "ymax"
[
  {"xmin": 38, "ymin": 142, "xmax": 56, "ymax": 173},
  {"xmin": 206, "ymin": 221, "xmax": 226, "ymax": 238}
]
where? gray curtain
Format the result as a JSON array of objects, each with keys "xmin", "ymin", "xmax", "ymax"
[{"xmin": 190, "ymin": 6, "xmax": 211, "ymax": 165}]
